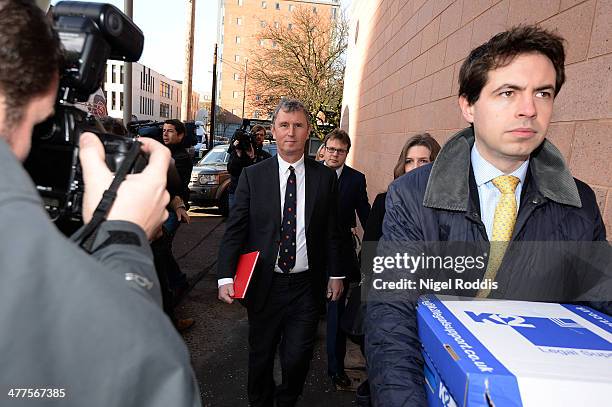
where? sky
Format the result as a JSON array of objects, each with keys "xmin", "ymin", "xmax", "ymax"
[{"xmin": 50, "ymin": 0, "xmax": 352, "ymax": 96}]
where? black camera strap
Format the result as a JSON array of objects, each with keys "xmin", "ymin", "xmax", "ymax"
[{"xmin": 73, "ymin": 141, "xmax": 143, "ymax": 251}]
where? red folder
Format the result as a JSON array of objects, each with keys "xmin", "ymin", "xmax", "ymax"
[{"xmin": 231, "ymin": 251, "xmax": 260, "ymax": 299}]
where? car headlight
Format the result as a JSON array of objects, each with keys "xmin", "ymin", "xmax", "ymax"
[{"xmin": 198, "ymin": 174, "xmax": 219, "ymax": 185}]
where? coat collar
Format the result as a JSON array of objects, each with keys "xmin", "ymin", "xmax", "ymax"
[{"xmin": 423, "ymin": 127, "xmax": 582, "ymax": 211}]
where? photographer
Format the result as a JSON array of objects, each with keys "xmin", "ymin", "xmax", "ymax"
[
  {"xmin": 227, "ymin": 124, "xmax": 271, "ymax": 210},
  {"xmin": 0, "ymin": 1, "xmax": 200, "ymax": 406}
]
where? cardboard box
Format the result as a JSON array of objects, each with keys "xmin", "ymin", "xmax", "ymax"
[
  {"xmin": 417, "ymin": 295, "xmax": 612, "ymax": 406},
  {"xmin": 424, "ymin": 350, "xmax": 458, "ymax": 407}
]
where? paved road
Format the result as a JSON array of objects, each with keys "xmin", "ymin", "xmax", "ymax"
[{"xmin": 171, "ymin": 208, "xmax": 364, "ymax": 406}]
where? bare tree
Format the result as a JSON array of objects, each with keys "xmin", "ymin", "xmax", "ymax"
[{"xmin": 248, "ymin": 6, "xmax": 348, "ymax": 138}]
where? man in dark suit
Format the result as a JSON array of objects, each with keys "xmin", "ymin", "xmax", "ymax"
[
  {"xmin": 217, "ymin": 98, "xmax": 344, "ymax": 407},
  {"xmin": 322, "ymin": 129, "xmax": 371, "ymax": 388}
]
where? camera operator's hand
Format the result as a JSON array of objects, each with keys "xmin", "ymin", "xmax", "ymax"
[
  {"xmin": 232, "ymin": 140, "xmax": 255, "ymax": 159},
  {"xmin": 79, "ymin": 132, "xmax": 171, "ymax": 240},
  {"xmin": 246, "ymin": 144, "xmax": 255, "ymax": 159},
  {"xmin": 233, "ymin": 140, "xmax": 243, "ymax": 157}
]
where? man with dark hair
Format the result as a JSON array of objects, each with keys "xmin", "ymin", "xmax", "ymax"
[
  {"xmin": 322, "ymin": 128, "xmax": 370, "ymax": 388},
  {"xmin": 227, "ymin": 123, "xmax": 272, "ymax": 210},
  {"xmin": 366, "ymin": 25, "xmax": 609, "ymax": 406},
  {"xmin": 158, "ymin": 118, "xmax": 194, "ymax": 330},
  {"xmin": 0, "ymin": 1, "xmax": 200, "ymax": 405},
  {"xmin": 163, "ymin": 119, "xmax": 192, "ymax": 227},
  {"xmin": 217, "ymin": 98, "xmax": 343, "ymax": 406}
]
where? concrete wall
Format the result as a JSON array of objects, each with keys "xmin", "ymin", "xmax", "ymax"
[{"xmin": 342, "ymin": 0, "xmax": 612, "ymax": 237}]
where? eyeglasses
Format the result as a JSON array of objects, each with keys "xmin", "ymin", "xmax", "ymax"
[{"xmin": 325, "ymin": 146, "xmax": 348, "ymax": 155}]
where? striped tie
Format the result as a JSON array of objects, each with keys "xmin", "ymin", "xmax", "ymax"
[
  {"xmin": 278, "ymin": 166, "xmax": 296, "ymax": 273},
  {"xmin": 477, "ymin": 175, "xmax": 520, "ymax": 298}
]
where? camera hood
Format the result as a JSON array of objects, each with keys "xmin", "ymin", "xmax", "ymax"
[{"xmin": 53, "ymin": 1, "xmax": 143, "ymax": 62}]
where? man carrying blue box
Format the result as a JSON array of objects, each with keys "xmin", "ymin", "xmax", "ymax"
[{"xmin": 365, "ymin": 25, "xmax": 611, "ymax": 406}]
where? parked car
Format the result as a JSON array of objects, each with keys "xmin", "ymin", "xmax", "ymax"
[
  {"xmin": 189, "ymin": 142, "xmax": 277, "ymax": 216},
  {"xmin": 189, "ymin": 144, "xmax": 232, "ymax": 215}
]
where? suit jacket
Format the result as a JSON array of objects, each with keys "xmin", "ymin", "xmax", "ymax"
[
  {"xmin": 217, "ymin": 156, "xmax": 343, "ymax": 312},
  {"xmin": 337, "ymin": 165, "xmax": 370, "ymax": 231},
  {"xmin": 336, "ymin": 165, "xmax": 371, "ymax": 280}
]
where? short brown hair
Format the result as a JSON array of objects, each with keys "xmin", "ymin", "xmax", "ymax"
[
  {"xmin": 0, "ymin": 0, "xmax": 63, "ymax": 130},
  {"xmin": 459, "ymin": 25, "xmax": 566, "ymax": 105},
  {"xmin": 393, "ymin": 133, "xmax": 441, "ymax": 179},
  {"xmin": 323, "ymin": 129, "xmax": 351, "ymax": 151},
  {"xmin": 251, "ymin": 124, "xmax": 266, "ymax": 135}
]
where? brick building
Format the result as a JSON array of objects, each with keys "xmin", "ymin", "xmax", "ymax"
[
  {"xmin": 216, "ymin": 0, "xmax": 340, "ymax": 119},
  {"xmin": 341, "ymin": 0, "xmax": 612, "ymax": 238}
]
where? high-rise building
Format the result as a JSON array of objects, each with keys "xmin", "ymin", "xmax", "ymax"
[
  {"xmin": 216, "ymin": 0, "xmax": 340, "ymax": 120},
  {"xmin": 103, "ymin": 60, "xmax": 199, "ymax": 123}
]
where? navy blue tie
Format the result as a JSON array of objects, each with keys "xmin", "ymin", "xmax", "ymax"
[{"xmin": 279, "ymin": 166, "xmax": 296, "ymax": 273}]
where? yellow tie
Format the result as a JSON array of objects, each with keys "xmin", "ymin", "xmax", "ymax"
[{"xmin": 477, "ymin": 175, "xmax": 520, "ymax": 298}]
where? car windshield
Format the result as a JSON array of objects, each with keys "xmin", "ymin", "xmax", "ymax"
[{"xmin": 199, "ymin": 146, "xmax": 229, "ymax": 165}]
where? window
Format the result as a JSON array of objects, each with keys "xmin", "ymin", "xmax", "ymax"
[
  {"xmin": 235, "ymin": 54, "xmax": 240, "ymax": 62},
  {"xmin": 260, "ymin": 20, "xmax": 266, "ymax": 27},
  {"xmin": 332, "ymin": 7, "xmax": 337, "ymax": 18},
  {"xmin": 160, "ymin": 102, "xmax": 170, "ymax": 118},
  {"xmin": 274, "ymin": 21, "xmax": 279, "ymax": 28},
  {"xmin": 236, "ymin": 17, "xmax": 242, "ymax": 25},
  {"xmin": 119, "ymin": 65, "xmax": 124, "ymax": 84},
  {"xmin": 160, "ymin": 81, "xmax": 171, "ymax": 98},
  {"xmin": 235, "ymin": 36, "xmax": 241, "ymax": 44},
  {"xmin": 272, "ymin": 40, "xmax": 277, "ymax": 48},
  {"xmin": 255, "ymin": 94, "xmax": 261, "ymax": 101},
  {"xmin": 288, "ymin": 23, "xmax": 293, "ymax": 30},
  {"xmin": 261, "ymin": 1, "xmax": 266, "ymax": 9},
  {"xmin": 119, "ymin": 92, "xmax": 124, "ymax": 110},
  {"xmin": 238, "ymin": 0, "xmax": 243, "ymax": 5},
  {"xmin": 233, "ymin": 91, "xmax": 240, "ymax": 99},
  {"xmin": 259, "ymin": 39, "xmax": 265, "ymax": 46},
  {"xmin": 313, "ymin": 7, "xmax": 317, "ymax": 13},
  {"xmin": 254, "ymin": 110, "xmax": 260, "ymax": 118},
  {"xmin": 289, "ymin": 4, "xmax": 294, "ymax": 11},
  {"xmin": 111, "ymin": 91, "xmax": 116, "ymax": 110},
  {"xmin": 275, "ymin": 2, "xmax": 280, "ymax": 10},
  {"xmin": 234, "ymin": 73, "xmax": 240, "ymax": 80},
  {"xmin": 111, "ymin": 65, "xmax": 116, "ymax": 83}
]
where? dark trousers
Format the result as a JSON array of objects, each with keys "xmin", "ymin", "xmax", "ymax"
[
  {"xmin": 326, "ymin": 280, "xmax": 348, "ymax": 376},
  {"xmin": 247, "ymin": 272, "xmax": 319, "ymax": 407},
  {"xmin": 151, "ymin": 233, "xmax": 175, "ymax": 318}
]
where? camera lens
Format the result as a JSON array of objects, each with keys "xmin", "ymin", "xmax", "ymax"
[{"xmin": 106, "ymin": 12, "xmax": 123, "ymax": 36}]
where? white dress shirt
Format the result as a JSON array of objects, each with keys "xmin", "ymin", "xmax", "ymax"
[
  {"xmin": 218, "ymin": 155, "xmax": 309, "ymax": 287},
  {"xmin": 275, "ymin": 154, "xmax": 309, "ymax": 273},
  {"xmin": 334, "ymin": 164, "xmax": 344, "ymax": 179},
  {"xmin": 471, "ymin": 144, "xmax": 529, "ymax": 240}
]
